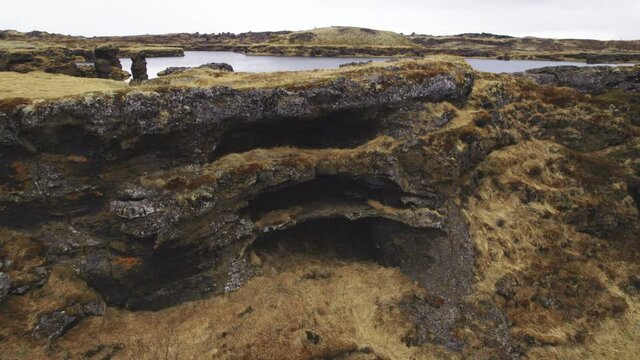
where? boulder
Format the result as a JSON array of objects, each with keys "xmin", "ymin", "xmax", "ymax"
[
  {"xmin": 32, "ymin": 311, "xmax": 79, "ymax": 340},
  {"xmin": 32, "ymin": 301, "xmax": 105, "ymax": 340}
]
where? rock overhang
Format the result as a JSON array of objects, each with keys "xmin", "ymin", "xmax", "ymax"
[{"xmin": 0, "ymin": 58, "xmax": 481, "ymax": 347}]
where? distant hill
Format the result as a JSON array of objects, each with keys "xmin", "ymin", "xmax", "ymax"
[{"xmin": 273, "ymin": 26, "xmax": 418, "ymax": 47}]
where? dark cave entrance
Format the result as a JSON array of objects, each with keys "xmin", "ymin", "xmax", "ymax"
[
  {"xmin": 247, "ymin": 175, "xmax": 412, "ymax": 220},
  {"xmin": 629, "ymin": 179, "xmax": 640, "ymax": 211},
  {"xmin": 246, "ymin": 175, "xmax": 446, "ymax": 272},
  {"xmin": 251, "ymin": 217, "xmax": 443, "ymax": 270},
  {"xmin": 19, "ymin": 124, "xmax": 103, "ymax": 158},
  {"xmin": 244, "ymin": 174, "xmax": 473, "ymax": 300},
  {"xmin": 210, "ymin": 108, "xmax": 384, "ymax": 159},
  {"xmin": 252, "ymin": 218, "xmax": 379, "ymax": 261}
]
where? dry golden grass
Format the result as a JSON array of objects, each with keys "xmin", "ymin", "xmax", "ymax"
[
  {"xmin": 0, "ymin": 71, "xmax": 126, "ymax": 100},
  {"xmin": 462, "ymin": 137, "xmax": 638, "ymax": 353},
  {"xmin": 47, "ymin": 256, "xmax": 454, "ymax": 360},
  {"xmin": 529, "ymin": 271, "xmax": 640, "ymax": 359},
  {"xmin": 0, "ymin": 265, "xmax": 101, "ymax": 359}
]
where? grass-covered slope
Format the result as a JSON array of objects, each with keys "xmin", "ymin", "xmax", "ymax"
[
  {"xmin": 0, "ymin": 71, "xmax": 126, "ymax": 100},
  {"xmin": 276, "ymin": 26, "xmax": 417, "ymax": 47}
]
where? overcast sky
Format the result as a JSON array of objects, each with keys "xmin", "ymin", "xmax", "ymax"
[{"xmin": 2, "ymin": 0, "xmax": 639, "ymax": 40}]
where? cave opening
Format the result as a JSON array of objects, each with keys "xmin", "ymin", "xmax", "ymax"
[
  {"xmin": 20, "ymin": 124, "xmax": 103, "ymax": 158},
  {"xmin": 247, "ymin": 175, "xmax": 411, "ymax": 220},
  {"xmin": 253, "ymin": 218, "xmax": 378, "ymax": 262},
  {"xmin": 251, "ymin": 217, "xmax": 443, "ymax": 271},
  {"xmin": 210, "ymin": 108, "xmax": 383, "ymax": 160}
]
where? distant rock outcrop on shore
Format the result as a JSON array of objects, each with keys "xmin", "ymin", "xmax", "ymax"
[
  {"xmin": 522, "ymin": 65, "xmax": 640, "ymax": 94},
  {"xmin": 94, "ymin": 44, "xmax": 129, "ymax": 80},
  {"xmin": 157, "ymin": 62, "xmax": 234, "ymax": 76}
]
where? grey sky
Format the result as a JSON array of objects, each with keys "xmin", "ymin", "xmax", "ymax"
[{"xmin": 2, "ymin": 0, "xmax": 639, "ymax": 40}]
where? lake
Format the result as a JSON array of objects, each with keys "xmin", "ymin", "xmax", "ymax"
[
  {"xmin": 464, "ymin": 58, "xmax": 635, "ymax": 73},
  {"xmin": 119, "ymin": 51, "xmax": 390, "ymax": 79},
  {"xmin": 111, "ymin": 51, "xmax": 635, "ymax": 79}
]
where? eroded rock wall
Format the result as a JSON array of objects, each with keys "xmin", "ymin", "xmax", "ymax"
[{"xmin": 0, "ymin": 61, "xmax": 480, "ymax": 331}]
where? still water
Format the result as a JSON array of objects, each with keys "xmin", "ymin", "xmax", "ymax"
[
  {"xmin": 120, "ymin": 51, "xmax": 390, "ymax": 78},
  {"xmin": 465, "ymin": 58, "xmax": 634, "ymax": 73},
  {"xmin": 113, "ymin": 51, "xmax": 635, "ymax": 78}
]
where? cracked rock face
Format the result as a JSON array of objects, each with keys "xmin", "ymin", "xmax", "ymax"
[{"xmin": 0, "ymin": 59, "xmax": 477, "ymax": 337}]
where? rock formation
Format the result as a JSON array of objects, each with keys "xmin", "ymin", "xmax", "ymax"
[
  {"xmin": 94, "ymin": 44, "xmax": 129, "ymax": 80},
  {"xmin": 522, "ymin": 65, "xmax": 640, "ymax": 94},
  {"xmin": 157, "ymin": 62, "xmax": 234, "ymax": 76},
  {"xmin": 130, "ymin": 52, "xmax": 148, "ymax": 81},
  {"xmin": 0, "ymin": 58, "xmax": 638, "ymax": 359}
]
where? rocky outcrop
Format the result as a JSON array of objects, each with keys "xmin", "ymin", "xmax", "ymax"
[
  {"xmin": 0, "ymin": 48, "xmax": 88, "ymax": 77},
  {"xmin": 0, "ymin": 60, "xmax": 476, "ymax": 343},
  {"xmin": 522, "ymin": 65, "xmax": 640, "ymax": 94},
  {"xmin": 339, "ymin": 60, "xmax": 373, "ymax": 68},
  {"xmin": 94, "ymin": 44, "xmax": 129, "ymax": 80},
  {"xmin": 157, "ymin": 62, "xmax": 234, "ymax": 76},
  {"xmin": 130, "ymin": 52, "xmax": 148, "ymax": 81},
  {"xmin": 118, "ymin": 47, "xmax": 184, "ymax": 58},
  {"xmin": 32, "ymin": 301, "xmax": 104, "ymax": 340}
]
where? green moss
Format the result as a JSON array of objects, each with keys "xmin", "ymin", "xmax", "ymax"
[{"xmin": 594, "ymin": 90, "xmax": 640, "ymax": 113}]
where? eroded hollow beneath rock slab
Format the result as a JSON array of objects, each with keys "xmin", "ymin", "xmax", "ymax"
[
  {"xmin": 251, "ymin": 217, "xmax": 445, "ymax": 266},
  {"xmin": 247, "ymin": 175, "xmax": 421, "ymax": 220},
  {"xmin": 249, "ymin": 212, "xmax": 474, "ymax": 347},
  {"xmin": 210, "ymin": 108, "xmax": 383, "ymax": 160},
  {"xmin": 18, "ymin": 124, "xmax": 103, "ymax": 157},
  {"xmin": 251, "ymin": 211, "xmax": 472, "ymax": 295}
]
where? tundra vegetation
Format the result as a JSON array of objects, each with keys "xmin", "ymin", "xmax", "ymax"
[
  {"xmin": 2, "ymin": 26, "xmax": 640, "ymax": 80},
  {"xmin": 0, "ymin": 43, "xmax": 639, "ymax": 360}
]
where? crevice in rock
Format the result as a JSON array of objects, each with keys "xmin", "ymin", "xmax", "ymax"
[
  {"xmin": 629, "ymin": 178, "xmax": 640, "ymax": 211},
  {"xmin": 253, "ymin": 217, "xmax": 368, "ymax": 260},
  {"xmin": 247, "ymin": 175, "xmax": 412, "ymax": 221},
  {"xmin": 19, "ymin": 125, "xmax": 102, "ymax": 158},
  {"xmin": 0, "ymin": 194, "xmax": 104, "ymax": 229},
  {"xmin": 210, "ymin": 108, "xmax": 383, "ymax": 160},
  {"xmin": 251, "ymin": 217, "xmax": 439, "ymax": 267}
]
